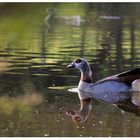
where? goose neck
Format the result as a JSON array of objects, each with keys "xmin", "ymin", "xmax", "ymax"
[{"xmin": 80, "ymin": 70, "xmax": 92, "ymax": 83}]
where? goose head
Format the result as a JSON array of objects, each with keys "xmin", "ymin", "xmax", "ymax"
[
  {"xmin": 67, "ymin": 58, "xmax": 87, "ymax": 69},
  {"xmin": 67, "ymin": 58, "xmax": 92, "ymax": 83}
]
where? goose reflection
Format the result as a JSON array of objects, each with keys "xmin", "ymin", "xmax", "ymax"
[
  {"xmin": 66, "ymin": 58, "xmax": 140, "ymax": 123},
  {"xmin": 67, "ymin": 88, "xmax": 140, "ymax": 123}
]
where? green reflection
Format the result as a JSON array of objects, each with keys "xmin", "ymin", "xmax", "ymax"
[{"xmin": 0, "ymin": 2, "xmax": 139, "ymax": 137}]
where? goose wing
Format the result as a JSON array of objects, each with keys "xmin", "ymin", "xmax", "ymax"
[
  {"xmin": 117, "ymin": 68, "xmax": 140, "ymax": 85},
  {"xmin": 96, "ymin": 68, "xmax": 140, "ymax": 85}
]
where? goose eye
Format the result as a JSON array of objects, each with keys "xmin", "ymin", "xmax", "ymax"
[{"xmin": 75, "ymin": 59, "xmax": 82, "ymax": 63}]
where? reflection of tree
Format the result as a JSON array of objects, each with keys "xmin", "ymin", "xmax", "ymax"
[
  {"xmin": 115, "ymin": 19, "xmax": 123, "ymax": 73},
  {"xmin": 80, "ymin": 23, "xmax": 86, "ymax": 57},
  {"xmin": 130, "ymin": 16, "xmax": 135, "ymax": 68},
  {"xmin": 0, "ymin": 75, "xmax": 24, "ymax": 97},
  {"xmin": 80, "ymin": 7, "xmax": 88, "ymax": 57},
  {"xmin": 40, "ymin": 9, "xmax": 56, "ymax": 64}
]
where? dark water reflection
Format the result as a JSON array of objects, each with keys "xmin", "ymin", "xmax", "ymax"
[{"xmin": 0, "ymin": 3, "xmax": 140, "ymax": 136}]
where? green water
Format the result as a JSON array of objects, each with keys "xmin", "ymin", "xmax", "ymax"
[{"xmin": 0, "ymin": 3, "xmax": 140, "ymax": 136}]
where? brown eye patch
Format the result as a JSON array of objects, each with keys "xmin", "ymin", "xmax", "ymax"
[{"xmin": 75, "ymin": 59, "xmax": 82, "ymax": 63}]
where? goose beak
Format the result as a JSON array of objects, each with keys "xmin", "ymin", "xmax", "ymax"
[{"xmin": 67, "ymin": 63, "xmax": 75, "ymax": 68}]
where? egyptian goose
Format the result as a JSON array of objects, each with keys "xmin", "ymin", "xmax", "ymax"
[{"xmin": 66, "ymin": 58, "xmax": 140, "ymax": 122}]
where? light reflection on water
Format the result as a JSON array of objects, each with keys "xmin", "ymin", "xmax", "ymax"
[{"xmin": 0, "ymin": 3, "xmax": 140, "ymax": 137}]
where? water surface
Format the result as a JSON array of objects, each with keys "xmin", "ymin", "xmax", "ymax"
[{"xmin": 0, "ymin": 3, "xmax": 140, "ymax": 137}]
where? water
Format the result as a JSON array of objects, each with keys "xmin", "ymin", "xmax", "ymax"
[{"xmin": 0, "ymin": 3, "xmax": 140, "ymax": 137}]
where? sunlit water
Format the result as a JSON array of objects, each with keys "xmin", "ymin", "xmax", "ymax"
[{"xmin": 0, "ymin": 3, "xmax": 140, "ymax": 136}]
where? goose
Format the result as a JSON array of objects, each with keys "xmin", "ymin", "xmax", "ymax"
[{"xmin": 66, "ymin": 58, "xmax": 140, "ymax": 122}]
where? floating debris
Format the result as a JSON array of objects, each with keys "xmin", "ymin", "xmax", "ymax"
[
  {"xmin": 100, "ymin": 16, "xmax": 121, "ymax": 20},
  {"xmin": 62, "ymin": 131, "xmax": 65, "ymax": 134},
  {"xmin": 61, "ymin": 118, "xmax": 64, "ymax": 121},
  {"xmin": 35, "ymin": 110, "xmax": 39, "ymax": 114},
  {"xmin": 92, "ymin": 124, "xmax": 95, "ymax": 126},
  {"xmin": 76, "ymin": 126, "xmax": 80, "ymax": 129},
  {"xmin": 99, "ymin": 121, "xmax": 103, "ymax": 124},
  {"xmin": 56, "ymin": 120, "xmax": 59, "ymax": 123},
  {"xmin": 44, "ymin": 133, "xmax": 50, "ymax": 137}
]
